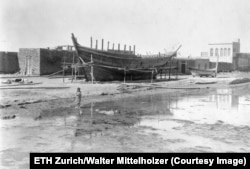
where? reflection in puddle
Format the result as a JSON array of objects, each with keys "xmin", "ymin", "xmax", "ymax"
[
  {"xmin": 170, "ymin": 86, "xmax": 250, "ymax": 126},
  {"xmin": 77, "ymin": 85, "xmax": 250, "ymax": 130}
]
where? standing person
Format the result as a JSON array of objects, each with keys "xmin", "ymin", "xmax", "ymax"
[{"xmin": 75, "ymin": 87, "xmax": 82, "ymax": 114}]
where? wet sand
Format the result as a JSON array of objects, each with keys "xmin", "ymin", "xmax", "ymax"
[{"xmin": 1, "ymin": 72, "xmax": 250, "ymax": 168}]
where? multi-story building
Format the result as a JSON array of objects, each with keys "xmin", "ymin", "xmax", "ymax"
[
  {"xmin": 207, "ymin": 39, "xmax": 240, "ymax": 63},
  {"xmin": 200, "ymin": 39, "xmax": 241, "ymax": 71}
]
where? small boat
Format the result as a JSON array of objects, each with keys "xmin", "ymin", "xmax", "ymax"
[
  {"xmin": 189, "ymin": 67, "xmax": 217, "ymax": 77},
  {"xmin": 71, "ymin": 33, "xmax": 181, "ymax": 81}
]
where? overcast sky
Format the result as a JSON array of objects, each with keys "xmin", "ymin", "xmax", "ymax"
[{"xmin": 0, "ymin": 0, "xmax": 250, "ymax": 56}]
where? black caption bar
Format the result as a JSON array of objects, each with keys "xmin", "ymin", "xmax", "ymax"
[{"xmin": 30, "ymin": 153, "xmax": 249, "ymax": 169}]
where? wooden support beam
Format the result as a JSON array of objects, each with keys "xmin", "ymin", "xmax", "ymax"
[
  {"xmin": 71, "ymin": 53, "xmax": 75, "ymax": 83},
  {"xmin": 169, "ymin": 59, "xmax": 172, "ymax": 80},
  {"xmin": 112, "ymin": 43, "xmax": 114, "ymax": 50},
  {"xmin": 124, "ymin": 68, "xmax": 126, "ymax": 84},
  {"xmin": 107, "ymin": 41, "xmax": 110, "ymax": 50},
  {"xmin": 74, "ymin": 65, "xmax": 77, "ymax": 81},
  {"xmin": 124, "ymin": 44, "xmax": 126, "ymax": 51},
  {"xmin": 129, "ymin": 46, "xmax": 131, "ymax": 53},
  {"xmin": 91, "ymin": 54, "xmax": 94, "ymax": 84},
  {"xmin": 63, "ymin": 59, "xmax": 65, "ymax": 83},
  {"xmin": 118, "ymin": 43, "xmax": 120, "ymax": 52},
  {"xmin": 95, "ymin": 40, "xmax": 98, "ymax": 49},
  {"xmin": 151, "ymin": 70, "xmax": 154, "ymax": 83},
  {"xmin": 133, "ymin": 45, "xmax": 136, "ymax": 54},
  {"xmin": 176, "ymin": 61, "xmax": 179, "ymax": 79},
  {"xmin": 78, "ymin": 65, "xmax": 80, "ymax": 76}
]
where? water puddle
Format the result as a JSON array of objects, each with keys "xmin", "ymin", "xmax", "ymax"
[{"xmin": 1, "ymin": 85, "xmax": 250, "ymax": 168}]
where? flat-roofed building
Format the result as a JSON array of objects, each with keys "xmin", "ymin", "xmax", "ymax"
[{"xmin": 208, "ymin": 39, "xmax": 240, "ymax": 63}]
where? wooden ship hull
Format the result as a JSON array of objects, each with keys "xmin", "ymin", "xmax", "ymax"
[
  {"xmin": 189, "ymin": 67, "xmax": 217, "ymax": 77},
  {"xmin": 71, "ymin": 34, "xmax": 179, "ymax": 81}
]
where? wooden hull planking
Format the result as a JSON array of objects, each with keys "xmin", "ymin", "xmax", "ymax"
[{"xmin": 72, "ymin": 34, "xmax": 176, "ymax": 81}]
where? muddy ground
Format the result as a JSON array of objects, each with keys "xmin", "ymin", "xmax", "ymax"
[{"xmin": 0, "ymin": 72, "xmax": 250, "ymax": 168}]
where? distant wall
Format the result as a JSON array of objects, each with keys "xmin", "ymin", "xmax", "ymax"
[
  {"xmin": 18, "ymin": 48, "xmax": 75, "ymax": 75},
  {"xmin": 210, "ymin": 62, "xmax": 233, "ymax": 72},
  {"xmin": 0, "ymin": 51, "xmax": 19, "ymax": 74},
  {"xmin": 173, "ymin": 58, "xmax": 196, "ymax": 74},
  {"xmin": 173, "ymin": 58, "xmax": 210, "ymax": 74},
  {"xmin": 234, "ymin": 53, "xmax": 250, "ymax": 71},
  {"xmin": 40, "ymin": 49, "xmax": 75, "ymax": 75},
  {"xmin": 194, "ymin": 59, "xmax": 210, "ymax": 70},
  {"xmin": 173, "ymin": 58, "xmax": 233, "ymax": 74}
]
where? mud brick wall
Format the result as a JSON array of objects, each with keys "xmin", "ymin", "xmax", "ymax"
[
  {"xmin": 40, "ymin": 49, "xmax": 75, "ymax": 75},
  {"xmin": 18, "ymin": 48, "xmax": 40, "ymax": 75},
  {"xmin": 194, "ymin": 59, "xmax": 210, "ymax": 70},
  {"xmin": 210, "ymin": 62, "xmax": 233, "ymax": 72},
  {"xmin": 18, "ymin": 48, "xmax": 75, "ymax": 75},
  {"xmin": 234, "ymin": 53, "xmax": 250, "ymax": 71},
  {"xmin": 186, "ymin": 60, "xmax": 195, "ymax": 74},
  {"xmin": 173, "ymin": 58, "xmax": 195, "ymax": 74},
  {"xmin": 0, "ymin": 51, "xmax": 19, "ymax": 74}
]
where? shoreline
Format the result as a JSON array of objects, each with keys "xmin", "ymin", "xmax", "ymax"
[{"xmin": 0, "ymin": 72, "xmax": 249, "ymax": 118}]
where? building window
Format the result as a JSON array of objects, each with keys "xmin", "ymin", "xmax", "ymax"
[
  {"xmin": 210, "ymin": 48, "xmax": 213, "ymax": 56},
  {"xmin": 224, "ymin": 48, "xmax": 227, "ymax": 56},
  {"xmin": 220, "ymin": 48, "xmax": 223, "ymax": 56},
  {"xmin": 215, "ymin": 48, "xmax": 218, "ymax": 56},
  {"xmin": 228, "ymin": 48, "xmax": 230, "ymax": 56}
]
